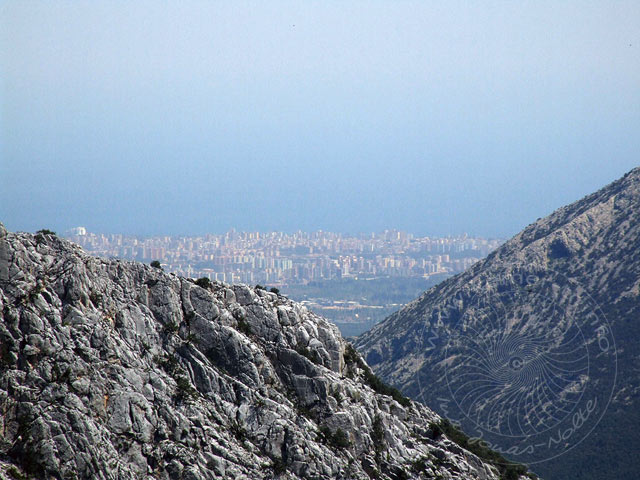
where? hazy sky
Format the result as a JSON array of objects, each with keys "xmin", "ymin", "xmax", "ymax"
[{"xmin": 1, "ymin": 1, "xmax": 639, "ymax": 237}]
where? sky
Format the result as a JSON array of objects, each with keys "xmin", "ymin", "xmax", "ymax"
[{"xmin": 1, "ymin": 1, "xmax": 639, "ymax": 238}]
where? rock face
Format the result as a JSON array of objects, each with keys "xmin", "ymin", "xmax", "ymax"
[
  {"xmin": 0, "ymin": 224, "xmax": 512, "ymax": 480},
  {"xmin": 356, "ymin": 167, "xmax": 640, "ymax": 480}
]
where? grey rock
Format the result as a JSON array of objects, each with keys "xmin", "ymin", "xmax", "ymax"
[{"xmin": 0, "ymin": 228, "xmax": 513, "ymax": 480}]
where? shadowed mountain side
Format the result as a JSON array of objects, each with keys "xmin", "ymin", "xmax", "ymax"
[{"xmin": 356, "ymin": 167, "xmax": 640, "ymax": 480}]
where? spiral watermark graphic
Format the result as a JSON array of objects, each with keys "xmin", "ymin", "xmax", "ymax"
[{"xmin": 416, "ymin": 266, "xmax": 616, "ymax": 465}]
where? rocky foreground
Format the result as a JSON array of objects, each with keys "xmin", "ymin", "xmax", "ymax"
[{"xmin": 0, "ymin": 223, "xmax": 523, "ymax": 479}]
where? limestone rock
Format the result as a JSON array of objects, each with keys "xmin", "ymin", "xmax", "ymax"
[{"xmin": 0, "ymin": 224, "xmax": 512, "ymax": 479}]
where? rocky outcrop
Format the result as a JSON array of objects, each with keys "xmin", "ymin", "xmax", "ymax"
[
  {"xmin": 356, "ymin": 167, "xmax": 640, "ymax": 480},
  {"xmin": 0, "ymin": 224, "xmax": 511, "ymax": 479}
]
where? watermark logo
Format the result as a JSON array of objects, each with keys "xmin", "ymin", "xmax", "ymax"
[{"xmin": 416, "ymin": 266, "xmax": 616, "ymax": 465}]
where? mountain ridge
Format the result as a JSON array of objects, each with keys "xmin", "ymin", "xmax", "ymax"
[{"xmin": 356, "ymin": 166, "xmax": 640, "ymax": 480}]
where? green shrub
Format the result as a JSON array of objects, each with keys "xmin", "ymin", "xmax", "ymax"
[
  {"xmin": 174, "ymin": 375, "xmax": 198, "ymax": 402},
  {"xmin": 437, "ymin": 419, "xmax": 530, "ymax": 480},
  {"xmin": 319, "ymin": 425, "xmax": 351, "ymax": 449},
  {"xmin": 394, "ymin": 467, "xmax": 410, "ymax": 480},
  {"xmin": 155, "ymin": 353, "xmax": 180, "ymax": 375},
  {"xmin": 372, "ymin": 414, "xmax": 385, "ymax": 449},
  {"xmin": 195, "ymin": 277, "xmax": 211, "ymax": 289},
  {"xmin": 269, "ymin": 457, "xmax": 287, "ymax": 475},
  {"xmin": 163, "ymin": 321, "xmax": 179, "ymax": 334},
  {"xmin": 229, "ymin": 419, "xmax": 247, "ymax": 441},
  {"xmin": 237, "ymin": 318, "xmax": 252, "ymax": 336},
  {"xmin": 362, "ymin": 367, "xmax": 411, "ymax": 407},
  {"xmin": 429, "ymin": 421, "xmax": 443, "ymax": 440},
  {"xmin": 411, "ymin": 456, "xmax": 429, "ymax": 473},
  {"xmin": 6, "ymin": 465, "xmax": 27, "ymax": 480},
  {"xmin": 332, "ymin": 428, "xmax": 350, "ymax": 448},
  {"xmin": 35, "ymin": 229, "xmax": 56, "ymax": 244},
  {"xmin": 343, "ymin": 344, "xmax": 360, "ymax": 366},
  {"xmin": 296, "ymin": 403, "xmax": 314, "ymax": 419},
  {"xmin": 269, "ymin": 287, "xmax": 280, "ymax": 294},
  {"xmin": 342, "ymin": 343, "xmax": 411, "ymax": 406},
  {"xmin": 318, "ymin": 425, "xmax": 331, "ymax": 439},
  {"xmin": 331, "ymin": 387, "xmax": 343, "ymax": 405},
  {"xmin": 255, "ymin": 284, "xmax": 265, "ymax": 290},
  {"xmin": 0, "ymin": 342, "xmax": 16, "ymax": 368}
]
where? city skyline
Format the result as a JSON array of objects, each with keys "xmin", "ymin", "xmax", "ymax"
[
  {"xmin": 62, "ymin": 225, "xmax": 504, "ymax": 240},
  {"xmin": 64, "ymin": 226, "xmax": 502, "ymax": 287}
]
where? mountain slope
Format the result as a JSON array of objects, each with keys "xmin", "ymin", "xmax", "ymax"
[
  {"xmin": 356, "ymin": 167, "xmax": 640, "ymax": 480},
  {"xmin": 0, "ymin": 224, "xmax": 520, "ymax": 480}
]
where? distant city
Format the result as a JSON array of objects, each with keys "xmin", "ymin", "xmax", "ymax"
[
  {"xmin": 64, "ymin": 227, "xmax": 502, "ymax": 285},
  {"xmin": 64, "ymin": 227, "xmax": 504, "ymax": 335}
]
